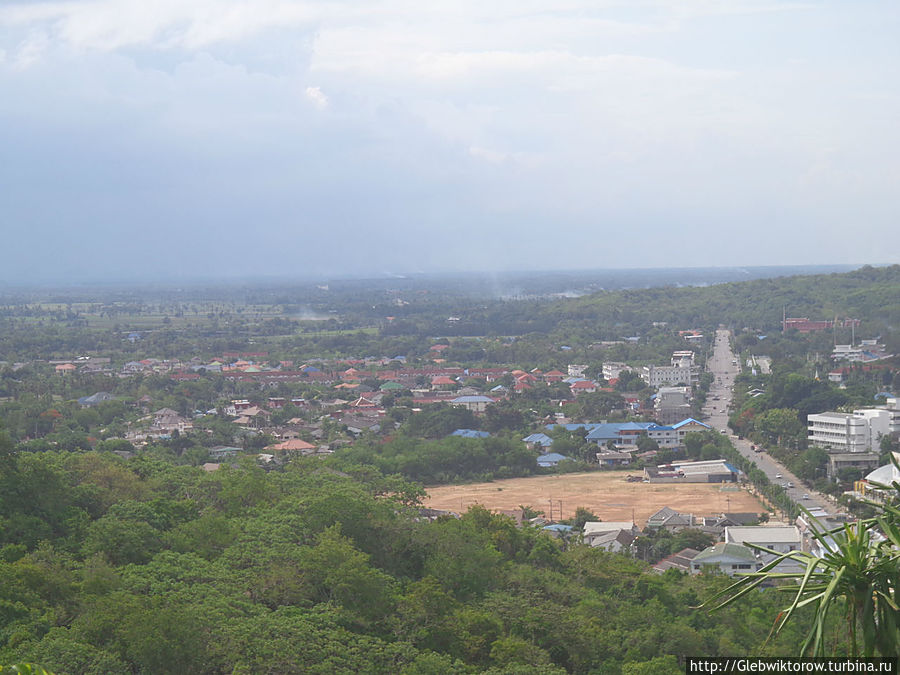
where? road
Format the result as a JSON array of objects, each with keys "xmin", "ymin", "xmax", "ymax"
[{"xmin": 703, "ymin": 328, "xmax": 844, "ymax": 517}]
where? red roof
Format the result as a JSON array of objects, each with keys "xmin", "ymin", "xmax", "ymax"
[
  {"xmin": 432, "ymin": 376, "xmax": 456, "ymax": 385},
  {"xmin": 268, "ymin": 439, "xmax": 316, "ymax": 451}
]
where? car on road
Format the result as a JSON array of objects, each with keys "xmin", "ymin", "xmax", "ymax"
[
  {"xmin": 787, "ymin": 482, "xmax": 794, "ymax": 488},
  {"xmin": 775, "ymin": 474, "xmax": 783, "ymax": 479},
  {"xmin": 802, "ymin": 494, "xmax": 810, "ymax": 500}
]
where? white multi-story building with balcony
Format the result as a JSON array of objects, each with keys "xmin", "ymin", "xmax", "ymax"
[
  {"xmin": 807, "ymin": 412, "xmax": 870, "ymax": 453},
  {"xmin": 641, "ymin": 364, "xmax": 693, "ymax": 387}
]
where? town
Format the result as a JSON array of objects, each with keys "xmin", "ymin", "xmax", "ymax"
[{"xmin": 1, "ymin": 265, "xmax": 899, "ymax": 671}]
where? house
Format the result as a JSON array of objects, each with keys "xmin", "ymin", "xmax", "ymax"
[
  {"xmin": 266, "ymin": 439, "xmax": 317, "ymax": 457},
  {"xmin": 431, "ymin": 376, "xmax": 457, "ymax": 389},
  {"xmin": 209, "ymin": 446, "xmax": 240, "ymax": 460},
  {"xmin": 653, "ymin": 548, "xmax": 700, "ymax": 574},
  {"xmin": 587, "ymin": 529, "xmax": 636, "ymax": 553},
  {"xmin": 645, "ymin": 506, "xmax": 696, "ymax": 532},
  {"xmin": 338, "ymin": 416, "xmax": 381, "ymax": 435},
  {"xmin": 55, "ymin": 363, "xmax": 76, "ymax": 375},
  {"xmin": 690, "ymin": 543, "xmax": 762, "ymax": 576},
  {"xmin": 724, "ymin": 525, "xmax": 804, "ymax": 573},
  {"xmin": 542, "ymin": 523, "xmax": 574, "ymax": 539},
  {"xmin": 595, "ymin": 451, "xmax": 632, "ymax": 467},
  {"xmin": 450, "ymin": 395, "xmax": 494, "ymax": 413},
  {"xmin": 724, "ymin": 526, "xmax": 801, "ymax": 555},
  {"xmin": 77, "ymin": 392, "xmax": 114, "ymax": 407},
  {"xmin": 451, "ymin": 429, "xmax": 491, "ymax": 439},
  {"xmin": 536, "ymin": 452, "xmax": 570, "ymax": 468},
  {"xmin": 582, "ymin": 521, "xmax": 639, "ymax": 549},
  {"xmin": 569, "ymin": 380, "xmax": 598, "ymax": 395},
  {"xmin": 523, "ymin": 433, "xmax": 554, "ymax": 450}
]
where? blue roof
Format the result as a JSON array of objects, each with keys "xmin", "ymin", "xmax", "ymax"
[
  {"xmin": 671, "ymin": 418, "xmax": 711, "ymax": 430},
  {"xmin": 875, "ymin": 392, "xmax": 893, "ymax": 399},
  {"xmin": 537, "ymin": 452, "xmax": 569, "ymax": 464},
  {"xmin": 523, "ymin": 433, "xmax": 553, "ymax": 446},
  {"xmin": 452, "ymin": 395, "xmax": 494, "ymax": 403},
  {"xmin": 584, "ymin": 422, "xmax": 653, "ymax": 442},
  {"xmin": 451, "ymin": 429, "xmax": 491, "ymax": 439},
  {"xmin": 543, "ymin": 523, "xmax": 574, "ymax": 532}
]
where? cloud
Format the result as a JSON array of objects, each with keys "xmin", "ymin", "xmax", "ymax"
[
  {"xmin": 0, "ymin": 0, "xmax": 897, "ymax": 281},
  {"xmin": 305, "ymin": 85, "xmax": 327, "ymax": 109}
]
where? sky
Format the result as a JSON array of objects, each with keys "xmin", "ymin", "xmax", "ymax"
[{"xmin": 1, "ymin": 0, "xmax": 898, "ymax": 282}]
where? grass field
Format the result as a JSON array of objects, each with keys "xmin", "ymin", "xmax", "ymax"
[{"xmin": 424, "ymin": 471, "xmax": 766, "ymax": 526}]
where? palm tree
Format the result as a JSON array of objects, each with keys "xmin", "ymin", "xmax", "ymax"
[{"xmin": 705, "ymin": 464, "xmax": 900, "ymax": 657}]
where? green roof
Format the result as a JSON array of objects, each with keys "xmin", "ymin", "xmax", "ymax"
[
  {"xmin": 380, "ymin": 381, "xmax": 404, "ymax": 390},
  {"xmin": 693, "ymin": 542, "xmax": 756, "ymax": 563}
]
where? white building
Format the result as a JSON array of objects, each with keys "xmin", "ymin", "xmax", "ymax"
[
  {"xmin": 724, "ymin": 526, "xmax": 804, "ymax": 573},
  {"xmin": 641, "ymin": 364, "xmax": 693, "ymax": 387},
  {"xmin": 808, "ymin": 403, "xmax": 897, "ymax": 454},
  {"xmin": 671, "ymin": 351, "xmax": 695, "ymax": 368},
  {"xmin": 690, "ymin": 543, "xmax": 762, "ymax": 576},
  {"xmin": 724, "ymin": 526, "xmax": 801, "ymax": 555},
  {"xmin": 602, "ymin": 362, "xmax": 632, "ymax": 381},
  {"xmin": 807, "ymin": 412, "xmax": 870, "ymax": 453}
]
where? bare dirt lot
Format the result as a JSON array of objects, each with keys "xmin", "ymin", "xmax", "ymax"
[{"xmin": 424, "ymin": 471, "xmax": 766, "ymax": 526}]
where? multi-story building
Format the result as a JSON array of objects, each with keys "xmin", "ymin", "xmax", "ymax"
[
  {"xmin": 807, "ymin": 412, "xmax": 870, "ymax": 453},
  {"xmin": 601, "ymin": 362, "xmax": 631, "ymax": 381},
  {"xmin": 654, "ymin": 386, "xmax": 692, "ymax": 425},
  {"xmin": 808, "ymin": 404, "xmax": 896, "ymax": 454},
  {"xmin": 641, "ymin": 364, "xmax": 693, "ymax": 387},
  {"xmin": 808, "ymin": 403, "xmax": 898, "ymax": 479}
]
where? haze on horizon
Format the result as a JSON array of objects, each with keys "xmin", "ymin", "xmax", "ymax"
[{"xmin": 1, "ymin": 1, "xmax": 898, "ymax": 283}]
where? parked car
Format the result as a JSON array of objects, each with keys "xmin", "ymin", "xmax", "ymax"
[
  {"xmin": 775, "ymin": 474, "xmax": 783, "ymax": 479},
  {"xmin": 802, "ymin": 494, "xmax": 810, "ymax": 500}
]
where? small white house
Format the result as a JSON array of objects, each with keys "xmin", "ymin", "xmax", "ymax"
[{"xmin": 690, "ymin": 543, "xmax": 762, "ymax": 576}]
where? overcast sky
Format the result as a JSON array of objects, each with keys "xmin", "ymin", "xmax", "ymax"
[{"xmin": 1, "ymin": 1, "xmax": 898, "ymax": 282}]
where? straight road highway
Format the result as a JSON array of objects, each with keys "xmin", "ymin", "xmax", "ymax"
[{"xmin": 703, "ymin": 328, "xmax": 846, "ymax": 518}]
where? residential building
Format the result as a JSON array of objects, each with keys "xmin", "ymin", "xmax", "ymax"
[
  {"xmin": 602, "ymin": 362, "xmax": 631, "ymax": 381},
  {"xmin": 645, "ymin": 506, "xmax": 696, "ymax": 532},
  {"xmin": 567, "ymin": 364, "xmax": 588, "ymax": 378},
  {"xmin": 641, "ymin": 364, "xmax": 693, "ymax": 387},
  {"xmin": 724, "ymin": 525, "xmax": 804, "ymax": 573},
  {"xmin": 536, "ymin": 452, "xmax": 570, "ymax": 468},
  {"xmin": 653, "ymin": 548, "xmax": 700, "ymax": 574},
  {"xmin": 450, "ymin": 395, "xmax": 494, "ymax": 413},
  {"xmin": 522, "ymin": 433, "xmax": 554, "ymax": 450},
  {"xmin": 451, "ymin": 429, "xmax": 491, "ymax": 439},
  {"xmin": 724, "ymin": 526, "xmax": 801, "ymax": 555},
  {"xmin": 691, "ymin": 543, "xmax": 762, "ymax": 576},
  {"xmin": 582, "ymin": 521, "xmax": 639, "ymax": 550}
]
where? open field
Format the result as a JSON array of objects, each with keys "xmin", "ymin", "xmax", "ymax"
[{"xmin": 424, "ymin": 471, "xmax": 766, "ymax": 526}]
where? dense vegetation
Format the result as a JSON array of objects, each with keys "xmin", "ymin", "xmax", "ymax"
[{"xmin": 0, "ymin": 438, "xmax": 829, "ymax": 674}]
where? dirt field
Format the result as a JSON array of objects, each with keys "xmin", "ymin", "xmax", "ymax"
[{"xmin": 424, "ymin": 471, "xmax": 766, "ymax": 526}]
